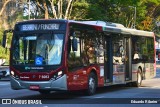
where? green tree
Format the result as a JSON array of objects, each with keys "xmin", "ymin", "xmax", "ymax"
[
  {"xmin": 27, "ymin": 0, "xmax": 87, "ymax": 19},
  {"xmin": 82, "ymin": 0, "xmax": 141, "ymax": 28},
  {"xmin": 0, "ymin": 0, "xmax": 24, "ymax": 61},
  {"xmin": 0, "ymin": 30, "xmax": 12, "ymax": 59},
  {"xmin": 0, "ymin": 0, "xmax": 24, "ymax": 29}
]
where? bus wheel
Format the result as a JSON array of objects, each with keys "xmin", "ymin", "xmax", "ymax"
[
  {"xmin": 87, "ymin": 73, "xmax": 97, "ymax": 95},
  {"xmin": 132, "ymin": 68, "xmax": 142, "ymax": 87},
  {"xmin": 39, "ymin": 90, "xmax": 50, "ymax": 94}
]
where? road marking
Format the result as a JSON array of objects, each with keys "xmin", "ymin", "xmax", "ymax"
[
  {"xmin": 78, "ymin": 96, "xmax": 105, "ymax": 103},
  {"xmin": 0, "ymin": 83, "xmax": 10, "ymax": 86},
  {"xmin": 93, "ymin": 96, "xmax": 105, "ymax": 98}
]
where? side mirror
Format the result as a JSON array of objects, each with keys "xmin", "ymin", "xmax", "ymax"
[{"xmin": 72, "ymin": 38, "xmax": 78, "ymax": 51}]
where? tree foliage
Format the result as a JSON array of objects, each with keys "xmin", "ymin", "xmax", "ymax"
[
  {"xmin": 27, "ymin": 0, "xmax": 88, "ymax": 19},
  {"xmin": 0, "ymin": 0, "xmax": 24, "ymax": 29},
  {"xmin": 0, "ymin": 0, "xmax": 24, "ymax": 59},
  {"xmin": 24, "ymin": 0, "xmax": 160, "ymax": 32}
]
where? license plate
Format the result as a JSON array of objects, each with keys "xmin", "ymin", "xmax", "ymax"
[{"xmin": 29, "ymin": 85, "xmax": 40, "ymax": 90}]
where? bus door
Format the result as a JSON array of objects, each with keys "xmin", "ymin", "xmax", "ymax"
[
  {"xmin": 111, "ymin": 36, "xmax": 125, "ymax": 84},
  {"xmin": 104, "ymin": 36, "xmax": 113, "ymax": 83},
  {"xmin": 124, "ymin": 37, "xmax": 132, "ymax": 81}
]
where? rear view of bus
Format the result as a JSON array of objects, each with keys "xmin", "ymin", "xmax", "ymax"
[{"xmin": 9, "ymin": 20, "xmax": 67, "ymax": 94}]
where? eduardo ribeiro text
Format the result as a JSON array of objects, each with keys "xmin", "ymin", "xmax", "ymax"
[{"xmin": 131, "ymin": 100, "xmax": 158, "ymax": 104}]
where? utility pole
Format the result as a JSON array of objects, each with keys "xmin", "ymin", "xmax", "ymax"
[
  {"xmin": 129, "ymin": 6, "xmax": 136, "ymax": 29},
  {"xmin": 28, "ymin": 0, "xmax": 30, "ymax": 20},
  {"xmin": 134, "ymin": 6, "xmax": 136, "ymax": 29}
]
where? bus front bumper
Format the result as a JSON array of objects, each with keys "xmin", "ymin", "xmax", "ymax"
[{"xmin": 10, "ymin": 74, "xmax": 67, "ymax": 91}]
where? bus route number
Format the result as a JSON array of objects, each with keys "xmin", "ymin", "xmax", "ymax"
[{"xmin": 39, "ymin": 75, "xmax": 49, "ymax": 79}]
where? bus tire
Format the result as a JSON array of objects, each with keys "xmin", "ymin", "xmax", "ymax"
[
  {"xmin": 87, "ymin": 72, "xmax": 97, "ymax": 95},
  {"xmin": 39, "ymin": 90, "xmax": 50, "ymax": 94},
  {"xmin": 132, "ymin": 68, "xmax": 142, "ymax": 87}
]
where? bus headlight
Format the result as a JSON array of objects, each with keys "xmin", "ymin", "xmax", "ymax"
[
  {"xmin": 10, "ymin": 70, "xmax": 19, "ymax": 79},
  {"xmin": 58, "ymin": 71, "xmax": 63, "ymax": 76},
  {"xmin": 11, "ymin": 71, "xmax": 14, "ymax": 76},
  {"xmin": 51, "ymin": 71, "xmax": 64, "ymax": 81}
]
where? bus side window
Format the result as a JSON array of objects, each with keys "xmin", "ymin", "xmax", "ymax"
[
  {"xmin": 132, "ymin": 36, "xmax": 154, "ymax": 62},
  {"xmin": 68, "ymin": 35, "xmax": 83, "ymax": 71},
  {"xmin": 112, "ymin": 39, "xmax": 124, "ymax": 64},
  {"xmin": 84, "ymin": 39, "xmax": 96, "ymax": 64},
  {"xmin": 132, "ymin": 37, "xmax": 141, "ymax": 61}
]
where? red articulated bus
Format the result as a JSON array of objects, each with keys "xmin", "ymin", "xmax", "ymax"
[{"xmin": 2, "ymin": 19, "xmax": 156, "ymax": 95}]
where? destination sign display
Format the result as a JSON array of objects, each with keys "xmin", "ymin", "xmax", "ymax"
[{"xmin": 21, "ymin": 24, "xmax": 60, "ymax": 31}]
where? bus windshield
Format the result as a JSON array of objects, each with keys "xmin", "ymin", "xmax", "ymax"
[{"xmin": 12, "ymin": 33, "xmax": 64, "ymax": 66}]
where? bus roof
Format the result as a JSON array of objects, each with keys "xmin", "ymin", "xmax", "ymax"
[
  {"xmin": 70, "ymin": 20, "xmax": 154, "ymax": 37},
  {"xmin": 16, "ymin": 19, "xmax": 154, "ymax": 37}
]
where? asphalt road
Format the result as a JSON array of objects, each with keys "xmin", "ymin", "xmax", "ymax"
[{"xmin": 0, "ymin": 68, "xmax": 160, "ymax": 107}]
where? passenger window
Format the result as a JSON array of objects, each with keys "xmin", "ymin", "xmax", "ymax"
[
  {"xmin": 132, "ymin": 37, "xmax": 154, "ymax": 62},
  {"xmin": 112, "ymin": 38, "xmax": 124, "ymax": 64},
  {"xmin": 68, "ymin": 36, "xmax": 83, "ymax": 71}
]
